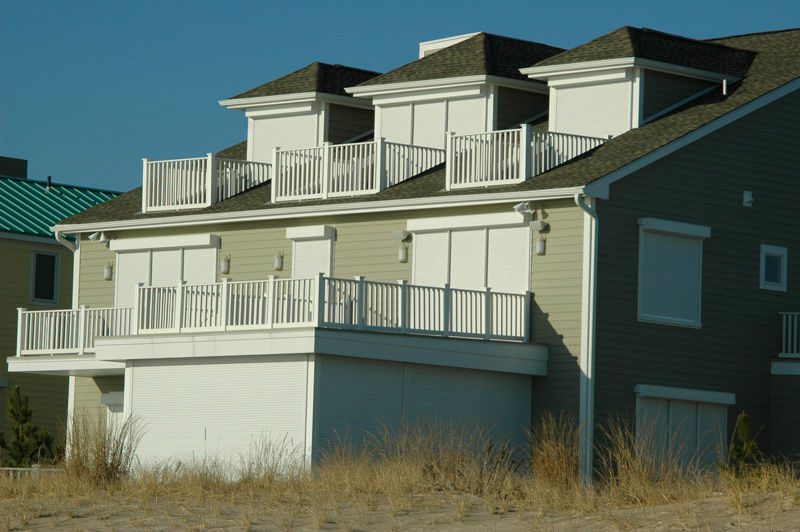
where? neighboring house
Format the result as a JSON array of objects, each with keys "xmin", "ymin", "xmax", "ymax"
[
  {"xmin": 0, "ymin": 157, "xmax": 119, "ymax": 440},
  {"xmin": 7, "ymin": 27, "xmax": 800, "ymax": 479}
]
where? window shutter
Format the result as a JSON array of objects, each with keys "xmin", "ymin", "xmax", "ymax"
[{"xmin": 412, "ymin": 232, "xmax": 449, "ymax": 287}]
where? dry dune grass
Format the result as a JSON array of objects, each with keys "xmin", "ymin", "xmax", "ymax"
[{"xmin": 0, "ymin": 411, "xmax": 798, "ymax": 531}]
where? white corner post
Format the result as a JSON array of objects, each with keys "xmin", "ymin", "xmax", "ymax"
[
  {"xmin": 205, "ymin": 152, "xmax": 217, "ymax": 206},
  {"xmin": 398, "ymin": 280, "xmax": 409, "ymax": 333},
  {"xmin": 444, "ymin": 131, "xmax": 455, "ymax": 191},
  {"xmin": 575, "ymin": 192, "xmax": 598, "ymax": 484},
  {"xmin": 315, "ymin": 272, "xmax": 326, "ymax": 327},
  {"xmin": 141, "ymin": 157, "xmax": 149, "ymax": 213},
  {"xmin": 265, "ymin": 275, "xmax": 277, "ymax": 329},
  {"xmin": 520, "ymin": 123, "xmax": 533, "ymax": 181},
  {"xmin": 16, "ymin": 307, "xmax": 26, "ymax": 356},
  {"xmin": 77, "ymin": 305, "xmax": 87, "ymax": 355},
  {"xmin": 354, "ymin": 275, "xmax": 366, "ymax": 329},
  {"xmin": 321, "ymin": 142, "xmax": 332, "ymax": 200},
  {"xmin": 376, "ymin": 137, "xmax": 387, "ymax": 192},
  {"xmin": 131, "ymin": 283, "xmax": 143, "ymax": 335},
  {"xmin": 271, "ymin": 147, "xmax": 280, "ymax": 204},
  {"xmin": 220, "ymin": 277, "xmax": 230, "ymax": 331}
]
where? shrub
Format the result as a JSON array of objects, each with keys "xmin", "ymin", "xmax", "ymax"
[
  {"xmin": 66, "ymin": 411, "xmax": 142, "ymax": 484},
  {"xmin": 0, "ymin": 385, "xmax": 57, "ymax": 467}
]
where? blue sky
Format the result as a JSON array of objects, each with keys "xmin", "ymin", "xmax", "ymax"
[{"xmin": 1, "ymin": 0, "xmax": 798, "ymax": 192}]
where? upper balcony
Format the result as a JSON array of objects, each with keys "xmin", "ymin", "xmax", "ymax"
[
  {"xmin": 445, "ymin": 125, "xmax": 607, "ymax": 190},
  {"xmin": 141, "ymin": 154, "xmax": 271, "ymax": 212},
  {"xmin": 15, "ymin": 275, "xmax": 530, "ymax": 359}
]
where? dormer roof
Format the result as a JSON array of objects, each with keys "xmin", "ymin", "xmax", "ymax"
[
  {"xmin": 531, "ymin": 26, "xmax": 755, "ymax": 78},
  {"xmin": 230, "ymin": 62, "xmax": 381, "ymax": 100},
  {"xmin": 355, "ymin": 32, "xmax": 564, "ymax": 87}
]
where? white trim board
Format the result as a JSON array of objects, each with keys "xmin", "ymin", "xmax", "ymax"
[
  {"xmin": 638, "ymin": 218, "xmax": 711, "ymax": 239},
  {"xmin": 286, "ymin": 225, "xmax": 336, "ymax": 241},
  {"xmin": 109, "ymin": 234, "xmax": 220, "ymax": 251},
  {"xmin": 347, "ymin": 74, "xmax": 547, "ymax": 99},
  {"xmin": 771, "ymin": 360, "xmax": 800, "ymax": 375},
  {"xmin": 53, "ymin": 187, "xmax": 584, "ymax": 234},
  {"xmin": 634, "ymin": 384, "xmax": 735, "ymax": 405},
  {"xmin": 407, "ymin": 211, "xmax": 529, "ymax": 232},
  {"xmin": 521, "ymin": 57, "xmax": 734, "ymax": 83},
  {"xmin": 0, "ymin": 232, "xmax": 60, "ymax": 246},
  {"xmin": 219, "ymin": 91, "xmax": 374, "ymax": 111},
  {"xmin": 585, "ymin": 77, "xmax": 800, "ymax": 199}
]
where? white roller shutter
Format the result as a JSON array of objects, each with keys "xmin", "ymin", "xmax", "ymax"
[
  {"xmin": 293, "ymin": 239, "xmax": 332, "ymax": 278},
  {"xmin": 130, "ymin": 355, "xmax": 309, "ymax": 467},
  {"xmin": 150, "ymin": 249, "xmax": 182, "ymax": 286},
  {"xmin": 183, "ymin": 247, "xmax": 217, "ymax": 284},
  {"xmin": 449, "ymin": 229, "xmax": 486, "ymax": 290},
  {"xmin": 116, "ymin": 251, "xmax": 150, "ymax": 308},
  {"xmin": 487, "ymin": 226, "xmax": 530, "ymax": 293},
  {"xmin": 413, "ymin": 232, "xmax": 449, "ymax": 287}
]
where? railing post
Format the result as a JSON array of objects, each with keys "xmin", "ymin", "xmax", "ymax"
[
  {"xmin": 315, "ymin": 272, "xmax": 326, "ymax": 327},
  {"xmin": 132, "ymin": 283, "xmax": 143, "ymax": 335},
  {"xmin": 376, "ymin": 137, "xmax": 387, "ymax": 192},
  {"xmin": 271, "ymin": 147, "xmax": 280, "ymax": 204},
  {"xmin": 443, "ymin": 283, "xmax": 451, "ymax": 337},
  {"xmin": 141, "ymin": 158, "xmax": 149, "ymax": 213},
  {"xmin": 206, "ymin": 152, "xmax": 217, "ymax": 206},
  {"xmin": 266, "ymin": 275, "xmax": 276, "ymax": 329},
  {"xmin": 220, "ymin": 277, "xmax": 230, "ymax": 331},
  {"xmin": 322, "ymin": 142, "xmax": 331, "ymax": 199},
  {"xmin": 77, "ymin": 305, "xmax": 87, "ymax": 355},
  {"xmin": 175, "ymin": 281, "xmax": 186, "ymax": 334},
  {"xmin": 398, "ymin": 280, "xmax": 408, "ymax": 333},
  {"xmin": 524, "ymin": 291, "xmax": 532, "ymax": 343},
  {"xmin": 520, "ymin": 123, "xmax": 532, "ymax": 181},
  {"xmin": 445, "ymin": 131, "xmax": 455, "ymax": 191},
  {"xmin": 484, "ymin": 288, "xmax": 492, "ymax": 340},
  {"xmin": 354, "ymin": 275, "xmax": 366, "ymax": 330},
  {"xmin": 16, "ymin": 308, "xmax": 26, "ymax": 356}
]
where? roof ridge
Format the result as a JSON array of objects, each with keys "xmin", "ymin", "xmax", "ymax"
[
  {"xmin": 707, "ymin": 27, "xmax": 800, "ymax": 42},
  {"xmin": 633, "ymin": 26, "xmax": 755, "ymax": 54},
  {"xmin": 0, "ymin": 175, "xmax": 120, "ymax": 195}
]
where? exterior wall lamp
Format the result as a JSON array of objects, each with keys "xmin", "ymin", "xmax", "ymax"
[
  {"xmin": 103, "ymin": 263, "xmax": 113, "ymax": 281},
  {"xmin": 220, "ymin": 255, "xmax": 231, "ymax": 275},
  {"xmin": 392, "ymin": 230, "xmax": 412, "ymax": 263},
  {"xmin": 274, "ymin": 252, "xmax": 284, "ymax": 271}
]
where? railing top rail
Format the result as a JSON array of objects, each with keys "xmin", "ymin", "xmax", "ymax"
[
  {"xmin": 780, "ymin": 311, "xmax": 800, "ymax": 315},
  {"xmin": 217, "ymin": 157, "xmax": 271, "ymax": 164},
  {"xmin": 20, "ymin": 308, "xmax": 78, "ymax": 315},
  {"xmin": 384, "ymin": 140, "xmax": 445, "ymax": 150},
  {"xmin": 146, "ymin": 156, "xmax": 208, "ymax": 164},
  {"xmin": 531, "ymin": 130, "xmax": 608, "ymax": 142},
  {"xmin": 451, "ymin": 128, "xmax": 520, "ymax": 140}
]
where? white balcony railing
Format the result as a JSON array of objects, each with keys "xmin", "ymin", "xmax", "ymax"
[
  {"xmin": 445, "ymin": 125, "xmax": 607, "ymax": 190},
  {"xmin": 272, "ymin": 139, "xmax": 445, "ymax": 203},
  {"xmin": 780, "ymin": 312, "xmax": 800, "ymax": 356},
  {"xmin": 16, "ymin": 276, "xmax": 530, "ymax": 356},
  {"xmin": 142, "ymin": 154, "xmax": 271, "ymax": 212},
  {"xmin": 16, "ymin": 307, "xmax": 132, "ymax": 356}
]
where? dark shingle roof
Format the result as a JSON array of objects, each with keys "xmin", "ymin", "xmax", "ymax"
[
  {"xmin": 1, "ymin": 176, "xmax": 120, "ymax": 237},
  {"xmin": 357, "ymin": 33, "xmax": 563, "ymax": 87},
  {"xmin": 216, "ymin": 140, "xmax": 247, "ymax": 160},
  {"xmin": 533, "ymin": 26, "xmax": 755, "ymax": 77},
  {"xmin": 231, "ymin": 62, "xmax": 380, "ymax": 99},
  {"xmin": 59, "ymin": 29, "xmax": 800, "ymax": 227}
]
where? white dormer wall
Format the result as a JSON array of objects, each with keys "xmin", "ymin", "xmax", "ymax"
[
  {"xmin": 246, "ymin": 101, "xmax": 327, "ymax": 162},
  {"xmin": 547, "ymin": 67, "xmax": 642, "ymax": 139}
]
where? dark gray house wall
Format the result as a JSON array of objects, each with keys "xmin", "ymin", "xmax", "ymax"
[
  {"xmin": 641, "ymin": 70, "xmax": 714, "ymax": 121},
  {"xmin": 593, "ymin": 89, "xmax": 800, "ymax": 451}
]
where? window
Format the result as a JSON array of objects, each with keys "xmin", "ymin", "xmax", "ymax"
[
  {"xmin": 31, "ymin": 252, "xmax": 59, "ymax": 304},
  {"xmin": 638, "ymin": 218, "xmax": 711, "ymax": 328},
  {"xmin": 760, "ymin": 244, "xmax": 787, "ymax": 292}
]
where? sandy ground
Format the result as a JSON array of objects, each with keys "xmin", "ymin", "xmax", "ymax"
[{"xmin": 1, "ymin": 491, "xmax": 799, "ymax": 531}]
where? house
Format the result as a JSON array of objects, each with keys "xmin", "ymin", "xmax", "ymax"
[
  {"xmin": 0, "ymin": 157, "xmax": 119, "ymax": 441},
  {"xmin": 7, "ymin": 27, "xmax": 800, "ymax": 479}
]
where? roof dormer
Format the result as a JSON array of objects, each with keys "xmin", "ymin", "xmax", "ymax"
[
  {"xmin": 521, "ymin": 27, "xmax": 755, "ymax": 138},
  {"xmin": 219, "ymin": 62, "xmax": 380, "ymax": 163}
]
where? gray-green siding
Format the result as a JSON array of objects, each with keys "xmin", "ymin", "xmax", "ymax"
[
  {"xmin": 594, "ymin": 89, "xmax": 800, "ymax": 451},
  {"xmin": 770, "ymin": 374, "xmax": 800, "ymax": 458},
  {"xmin": 496, "ymin": 87, "xmax": 548, "ymax": 130},
  {"xmin": 328, "ymin": 104, "xmax": 373, "ymax": 144},
  {"xmin": 642, "ymin": 70, "xmax": 714, "ymax": 121}
]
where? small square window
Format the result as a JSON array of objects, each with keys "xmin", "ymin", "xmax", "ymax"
[
  {"xmin": 760, "ymin": 244, "xmax": 787, "ymax": 292},
  {"xmin": 31, "ymin": 252, "xmax": 58, "ymax": 304}
]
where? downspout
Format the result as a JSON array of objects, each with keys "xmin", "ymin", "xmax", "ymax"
[
  {"xmin": 54, "ymin": 230, "xmax": 77, "ymax": 252},
  {"xmin": 574, "ymin": 192, "xmax": 598, "ymax": 484}
]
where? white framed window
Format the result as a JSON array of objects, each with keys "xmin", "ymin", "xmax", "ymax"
[
  {"xmin": 637, "ymin": 218, "xmax": 711, "ymax": 328},
  {"xmin": 31, "ymin": 251, "xmax": 59, "ymax": 305},
  {"xmin": 760, "ymin": 244, "xmax": 787, "ymax": 292}
]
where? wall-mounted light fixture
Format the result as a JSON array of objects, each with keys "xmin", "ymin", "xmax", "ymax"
[
  {"xmin": 103, "ymin": 263, "xmax": 113, "ymax": 281},
  {"xmin": 274, "ymin": 251, "xmax": 284, "ymax": 271},
  {"xmin": 531, "ymin": 220, "xmax": 550, "ymax": 256},
  {"xmin": 220, "ymin": 255, "xmax": 231, "ymax": 275},
  {"xmin": 392, "ymin": 230, "xmax": 412, "ymax": 263},
  {"xmin": 743, "ymin": 190, "xmax": 754, "ymax": 207}
]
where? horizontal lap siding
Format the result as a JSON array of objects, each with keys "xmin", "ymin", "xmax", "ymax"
[
  {"xmin": 595, "ymin": 90, "xmax": 800, "ymax": 450},
  {"xmin": 496, "ymin": 87, "xmax": 548, "ymax": 130},
  {"xmin": 641, "ymin": 71, "xmax": 713, "ymax": 121},
  {"xmin": 770, "ymin": 375, "xmax": 800, "ymax": 457},
  {"xmin": 530, "ymin": 200, "xmax": 584, "ymax": 416},
  {"xmin": 327, "ymin": 104, "xmax": 374, "ymax": 144},
  {"xmin": 79, "ymin": 239, "xmax": 115, "ymax": 307}
]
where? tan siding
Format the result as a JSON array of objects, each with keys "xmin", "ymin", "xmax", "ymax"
[
  {"xmin": 642, "ymin": 70, "xmax": 713, "ymax": 120},
  {"xmin": 78, "ymin": 238, "xmax": 116, "ymax": 307},
  {"xmin": 327, "ymin": 104, "xmax": 373, "ymax": 144},
  {"xmin": 72, "ymin": 376, "xmax": 124, "ymax": 423},
  {"xmin": 595, "ymin": 90, "xmax": 800, "ymax": 451},
  {"xmin": 529, "ymin": 200, "xmax": 583, "ymax": 415},
  {"xmin": 0, "ymin": 238, "xmax": 72, "ymax": 439},
  {"xmin": 496, "ymin": 87, "xmax": 548, "ymax": 130}
]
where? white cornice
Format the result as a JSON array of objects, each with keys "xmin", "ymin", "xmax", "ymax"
[
  {"xmin": 53, "ymin": 186, "xmax": 584, "ymax": 234},
  {"xmin": 521, "ymin": 57, "xmax": 732, "ymax": 83},
  {"xmin": 219, "ymin": 91, "xmax": 373, "ymax": 111},
  {"xmin": 346, "ymin": 75, "xmax": 546, "ymax": 99},
  {"xmin": 0, "ymin": 232, "xmax": 59, "ymax": 246}
]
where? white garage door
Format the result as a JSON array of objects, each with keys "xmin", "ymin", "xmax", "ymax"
[{"xmin": 130, "ymin": 355, "xmax": 310, "ymax": 467}]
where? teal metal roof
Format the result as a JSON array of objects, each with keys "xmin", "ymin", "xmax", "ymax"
[{"xmin": 0, "ymin": 176, "xmax": 120, "ymax": 238}]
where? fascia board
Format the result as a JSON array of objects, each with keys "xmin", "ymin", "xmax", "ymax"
[
  {"xmin": 219, "ymin": 91, "xmax": 319, "ymax": 109},
  {"xmin": 109, "ymin": 233, "xmax": 220, "ymax": 251},
  {"xmin": 522, "ymin": 57, "xmax": 730, "ymax": 83},
  {"xmin": 407, "ymin": 211, "xmax": 528, "ymax": 232},
  {"xmin": 346, "ymin": 75, "xmax": 489, "ymax": 97},
  {"xmin": 53, "ymin": 186, "xmax": 585, "ymax": 234}
]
